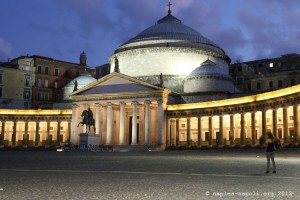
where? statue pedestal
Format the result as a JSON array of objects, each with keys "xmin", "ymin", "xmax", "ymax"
[{"xmin": 79, "ymin": 133, "xmax": 99, "ymax": 147}]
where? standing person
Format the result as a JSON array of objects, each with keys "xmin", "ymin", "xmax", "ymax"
[{"xmin": 265, "ymin": 132, "xmax": 276, "ymax": 173}]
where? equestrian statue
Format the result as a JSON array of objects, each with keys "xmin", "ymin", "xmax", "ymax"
[{"xmin": 77, "ymin": 107, "xmax": 95, "ymax": 133}]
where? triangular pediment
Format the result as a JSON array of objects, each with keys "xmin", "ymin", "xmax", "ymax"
[{"xmin": 71, "ymin": 72, "xmax": 164, "ymax": 97}]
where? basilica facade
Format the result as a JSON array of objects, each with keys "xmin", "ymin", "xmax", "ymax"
[{"xmin": 0, "ymin": 9, "xmax": 299, "ymax": 149}]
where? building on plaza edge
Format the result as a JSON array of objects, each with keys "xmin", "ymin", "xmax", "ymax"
[{"xmin": 0, "ymin": 9, "xmax": 299, "ymax": 149}]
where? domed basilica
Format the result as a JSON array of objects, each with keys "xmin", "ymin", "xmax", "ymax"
[
  {"xmin": 2, "ymin": 6, "xmax": 299, "ymax": 150},
  {"xmin": 108, "ymin": 8, "xmax": 236, "ymax": 101}
]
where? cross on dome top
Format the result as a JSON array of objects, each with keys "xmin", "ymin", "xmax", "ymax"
[{"xmin": 167, "ymin": 2, "xmax": 172, "ymax": 14}]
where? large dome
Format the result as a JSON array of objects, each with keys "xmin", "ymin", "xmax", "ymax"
[
  {"xmin": 63, "ymin": 71, "xmax": 96, "ymax": 100},
  {"xmin": 109, "ymin": 11, "xmax": 231, "ymax": 93},
  {"xmin": 183, "ymin": 59, "xmax": 234, "ymax": 94},
  {"xmin": 115, "ymin": 13, "xmax": 228, "ymax": 58}
]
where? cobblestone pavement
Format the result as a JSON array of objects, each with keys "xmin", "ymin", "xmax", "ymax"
[{"xmin": 0, "ymin": 148, "xmax": 299, "ymax": 200}]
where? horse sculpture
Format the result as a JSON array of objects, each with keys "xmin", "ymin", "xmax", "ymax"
[{"xmin": 77, "ymin": 109, "xmax": 95, "ymax": 133}]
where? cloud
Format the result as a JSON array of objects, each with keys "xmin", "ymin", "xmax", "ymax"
[{"xmin": 0, "ymin": 37, "xmax": 12, "ymax": 61}]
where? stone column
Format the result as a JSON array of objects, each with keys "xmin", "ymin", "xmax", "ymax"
[
  {"xmin": 272, "ymin": 109, "xmax": 278, "ymax": 138},
  {"xmin": 240, "ymin": 113, "xmax": 245, "ymax": 146},
  {"xmin": 219, "ymin": 115, "xmax": 223, "ymax": 146},
  {"xmin": 144, "ymin": 100, "xmax": 151, "ymax": 145},
  {"xmin": 176, "ymin": 118, "xmax": 179, "ymax": 146},
  {"xmin": 95, "ymin": 103, "xmax": 100, "ymax": 135},
  {"xmin": 12, "ymin": 120, "xmax": 17, "ymax": 146},
  {"xmin": 166, "ymin": 119, "xmax": 170, "ymax": 147},
  {"xmin": 283, "ymin": 107, "xmax": 288, "ymax": 143},
  {"xmin": 230, "ymin": 115, "xmax": 234, "ymax": 146},
  {"xmin": 102, "ymin": 105, "xmax": 107, "ymax": 144},
  {"xmin": 46, "ymin": 121, "xmax": 51, "ymax": 147},
  {"xmin": 187, "ymin": 118, "xmax": 191, "ymax": 147},
  {"xmin": 0, "ymin": 121, "xmax": 6, "ymax": 147},
  {"xmin": 66, "ymin": 121, "xmax": 71, "ymax": 142},
  {"xmin": 197, "ymin": 117, "xmax": 202, "ymax": 147},
  {"xmin": 157, "ymin": 100, "xmax": 164, "ymax": 146},
  {"xmin": 131, "ymin": 101, "xmax": 138, "ymax": 145},
  {"xmin": 23, "ymin": 121, "xmax": 29, "ymax": 147},
  {"xmin": 106, "ymin": 102, "xmax": 113, "ymax": 144},
  {"xmin": 262, "ymin": 110, "xmax": 267, "ymax": 137},
  {"xmin": 35, "ymin": 121, "xmax": 40, "ymax": 146},
  {"xmin": 70, "ymin": 104, "xmax": 78, "ymax": 145},
  {"xmin": 293, "ymin": 105, "xmax": 299, "ymax": 144},
  {"xmin": 119, "ymin": 101, "xmax": 126, "ymax": 145},
  {"xmin": 56, "ymin": 120, "xmax": 61, "ymax": 147},
  {"xmin": 251, "ymin": 112, "xmax": 256, "ymax": 145},
  {"xmin": 209, "ymin": 116, "xmax": 213, "ymax": 146}
]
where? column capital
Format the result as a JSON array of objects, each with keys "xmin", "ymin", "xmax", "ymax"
[
  {"xmin": 95, "ymin": 103, "xmax": 101, "ymax": 107},
  {"xmin": 120, "ymin": 101, "xmax": 126, "ymax": 106},
  {"xmin": 157, "ymin": 99, "xmax": 163, "ymax": 105},
  {"xmin": 145, "ymin": 100, "xmax": 151, "ymax": 105},
  {"xmin": 132, "ymin": 101, "xmax": 138, "ymax": 105},
  {"xmin": 72, "ymin": 104, "xmax": 78, "ymax": 108},
  {"xmin": 107, "ymin": 102, "xmax": 113, "ymax": 106}
]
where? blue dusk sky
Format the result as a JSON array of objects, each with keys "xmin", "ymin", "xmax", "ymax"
[{"xmin": 1, "ymin": 0, "xmax": 300, "ymax": 67}]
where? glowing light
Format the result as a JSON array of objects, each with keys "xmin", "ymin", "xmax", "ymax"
[
  {"xmin": 0, "ymin": 109, "xmax": 72, "ymax": 115},
  {"xmin": 167, "ymin": 84, "xmax": 300, "ymax": 110}
]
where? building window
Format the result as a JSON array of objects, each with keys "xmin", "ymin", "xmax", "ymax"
[
  {"xmin": 54, "ymin": 93, "xmax": 59, "ymax": 101},
  {"xmin": 24, "ymin": 102, "xmax": 28, "ymax": 108},
  {"xmin": 278, "ymin": 80, "xmax": 283, "ymax": 88},
  {"xmin": 247, "ymin": 83, "xmax": 251, "ymax": 91},
  {"xmin": 291, "ymin": 79, "xmax": 295, "ymax": 86},
  {"xmin": 45, "ymin": 79, "xmax": 49, "ymax": 87},
  {"xmin": 24, "ymin": 91, "xmax": 30, "ymax": 99},
  {"xmin": 65, "ymin": 70, "xmax": 70, "ymax": 78},
  {"xmin": 269, "ymin": 63, "xmax": 273, "ymax": 68},
  {"xmin": 0, "ymin": 74, "xmax": 3, "ymax": 84},
  {"xmin": 36, "ymin": 92, "xmax": 41, "ymax": 100},
  {"xmin": 269, "ymin": 81, "xmax": 273, "ymax": 89},
  {"xmin": 54, "ymin": 81, "xmax": 58, "ymax": 89},
  {"xmin": 25, "ymin": 76, "xmax": 30, "ymax": 87},
  {"xmin": 37, "ymin": 78, "xmax": 42, "ymax": 87},
  {"xmin": 236, "ymin": 77, "xmax": 243, "ymax": 84},
  {"xmin": 44, "ymin": 92, "xmax": 49, "ymax": 101},
  {"xmin": 0, "ymin": 88, "xmax": 2, "ymax": 98},
  {"xmin": 45, "ymin": 67, "xmax": 49, "ymax": 75},
  {"xmin": 54, "ymin": 68, "xmax": 59, "ymax": 76},
  {"xmin": 37, "ymin": 66, "xmax": 42, "ymax": 74},
  {"xmin": 256, "ymin": 82, "xmax": 261, "ymax": 90},
  {"xmin": 205, "ymin": 132, "xmax": 209, "ymax": 141}
]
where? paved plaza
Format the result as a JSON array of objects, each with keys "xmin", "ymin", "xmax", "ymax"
[{"xmin": 0, "ymin": 148, "xmax": 299, "ymax": 200}]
